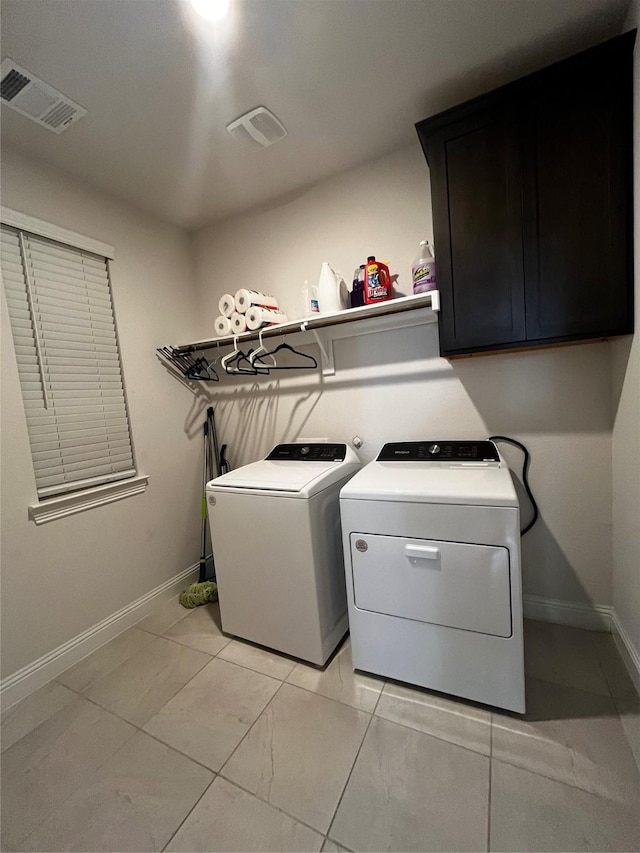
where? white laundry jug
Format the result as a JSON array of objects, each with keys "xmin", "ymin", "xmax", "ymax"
[{"xmin": 317, "ymin": 262, "xmax": 342, "ymax": 314}]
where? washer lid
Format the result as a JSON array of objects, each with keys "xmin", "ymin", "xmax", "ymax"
[
  {"xmin": 208, "ymin": 444, "xmax": 361, "ymax": 497},
  {"xmin": 340, "ymin": 459, "xmax": 518, "ymax": 507}
]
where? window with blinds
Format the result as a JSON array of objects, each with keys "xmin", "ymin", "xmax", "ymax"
[{"xmin": 1, "ymin": 223, "xmax": 136, "ymax": 499}]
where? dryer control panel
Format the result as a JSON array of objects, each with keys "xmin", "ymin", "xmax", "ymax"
[
  {"xmin": 267, "ymin": 443, "xmax": 347, "ymax": 461},
  {"xmin": 377, "ymin": 441, "xmax": 499, "ymax": 462}
]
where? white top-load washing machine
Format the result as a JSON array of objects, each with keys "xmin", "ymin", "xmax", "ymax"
[
  {"xmin": 340, "ymin": 440, "xmax": 525, "ymax": 713},
  {"xmin": 207, "ymin": 443, "xmax": 361, "ymax": 665}
]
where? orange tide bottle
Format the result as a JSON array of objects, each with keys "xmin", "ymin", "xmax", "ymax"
[{"xmin": 363, "ymin": 256, "xmax": 393, "ymax": 304}]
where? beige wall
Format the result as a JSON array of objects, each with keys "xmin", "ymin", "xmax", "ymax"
[
  {"xmin": 611, "ymin": 1, "xmax": 640, "ymax": 659},
  {"xmin": 1, "ymin": 146, "xmax": 202, "ymax": 678},
  {"xmin": 192, "ymin": 143, "xmax": 616, "ymax": 609}
]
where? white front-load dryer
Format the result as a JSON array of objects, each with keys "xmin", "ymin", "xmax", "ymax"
[
  {"xmin": 207, "ymin": 443, "xmax": 361, "ymax": 665},
  {"xmin": 340, "ymin": 440, "xmax": 525, "ymax": 713}
]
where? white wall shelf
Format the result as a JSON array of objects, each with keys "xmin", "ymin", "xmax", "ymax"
[{"xmin": 172, "ymin": 291, "xmax": 440, "ymax": 376}]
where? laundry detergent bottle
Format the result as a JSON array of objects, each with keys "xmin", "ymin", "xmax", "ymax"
[
  {"xmin": 363, "ymin": 256, "xmax": 392, "ymax": 304},
  {"xmin": 317, "ymin": 262, "xmax": 342, "ymax": 313},
  {"xmin": 350, "ymin": 265, "xmax": 365, "ymax": 308}
]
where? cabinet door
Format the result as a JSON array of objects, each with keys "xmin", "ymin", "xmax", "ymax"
[
  {"xmin": 422, "ymin": 107, "xmax": 526, "ymax": 355},
  {"xmin": 522, "ymin": 45, "xmax": 633, "ymax": 342}
]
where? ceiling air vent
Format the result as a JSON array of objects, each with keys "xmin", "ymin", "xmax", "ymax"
[
  {"xmin": 226, "ymin": 106, "xmax": 287, "ymax": 150},
  {"xmin": 0, "ymin": 58, "xmax": 87, "ymax": 134}
]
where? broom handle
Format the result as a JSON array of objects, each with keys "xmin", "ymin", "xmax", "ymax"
[{"xmin": 208, "ymin": 407, "xmax": 220, "ymax": 479}]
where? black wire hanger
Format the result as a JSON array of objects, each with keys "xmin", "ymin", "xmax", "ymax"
[
  {"xmin": 157, "ymin": 346, "xmax": 219, "ymax": 381},
  {"xmin": 253, "ymin": 342, "xmax": 318, "ymax": 371},
  {"xmin": 223, "ymin": 347, "xmax": 270, "ymax": 375}
]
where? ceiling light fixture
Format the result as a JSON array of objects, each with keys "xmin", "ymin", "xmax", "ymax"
[{"xmin": 189, "ymin": 0, "xmax": 230, "ymax": 23}]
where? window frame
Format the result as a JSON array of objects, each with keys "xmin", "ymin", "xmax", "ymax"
[{"xmin": 1, "ymin": 206, "xmax": 148, "ymax": 523}]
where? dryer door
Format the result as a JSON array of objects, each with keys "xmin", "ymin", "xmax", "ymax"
[{"xmin": 350, "ymin": 534, "xmax": 512, "ymax": 637}]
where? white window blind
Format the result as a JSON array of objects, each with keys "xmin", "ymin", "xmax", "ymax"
[{"xmin": 1, "ymin": 223, "xmax": 136, "ymax": 498}]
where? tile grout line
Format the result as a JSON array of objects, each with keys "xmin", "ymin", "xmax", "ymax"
[
  {"xmin": 216, "ymin": 676, "xmax": 288, "ymax": 771},
  {"xmin": 207, "ymin": 677, "xmax": 375, "ymax": 838},
  {"xmin": 280, "ymin": 675, "xmax": 385, "ymax": 716},
  {"xmin": 373, "ymin": 704, "xmax": 492, "ymax": 760},
  {"xmin": 43, "ymin": 646, "xmax": 634, "ymax": 807},
  {"xmin": 390, "ymin": 724, "xmax": 490, "ymax": 759},
  {"xmin": 209, "ymin": 679, "xmax": 381, "ymax": 839},
  {"xmin": 65, "ymin": 631, "xmax": 295, "ymax": 778},
  {"xmin": 594, "ymin": 647, "xmax": 640, "ymax": 732},
  {"xmin": 70, "ymin": 691, "xmax": 219, "ymax": 775},
  {"xmin": 79, "ymin": 642, "xmax": 213, "ymax": 728},
  {"xmin": 51, "ymin": 632, "xmax": 239, "ymax": 777},
  {"xmin": 528, "ymin": 673, "xmax": 618, "ymax": 701},
  {"xmin": 10, "ymin": 704, "xmax": 140, "ymax": 850},
  {"xmin": 54, "ymin": 673, "xmax": 322, "ymax": 848},
  {"xmin": 322, "ymin": 834, "xmax": 355, "ymax": 853},
  {"xmin": 215, "ymin": 770, "xmax": 330, "ymax": 839},
  {"xmin": 6, "ymin": 620, "xmax": 363, "ymax": 847},
  {"xmin": 489, "ymin": 750, "xmax": 640, "ymax": 804},
  {"xmin": 323, "ymin": 687, "xmax": 383, "ymax": 843},
  {"xmin": 50, "ymin": 635, "xmax": 378, "ymax": 776},
  {"xmin": 212, "ymin": 677, "xmax": 356, "ymax": 837},
  {"xmin": 83, "ymin": 673, "xmax": 382, "ymax": 830},
  {"xmin": 50, "ymin": 660, "xmax": 489, "ymax": 767},
  {"xmin": 50, "ymin": 623, "xmax": 493, "ymax": 761},
  {"xmin": 219, "ymin": 655, "xmax": 297, "ymax": 682},
  {"xmin": 203, "ymin": 631, "xmax": 384, "ymax": 715},
  {"xmin": 54, "ymin": 630, "xmax": 218, "ymax": 700},
  {"xmin": 161, "ymin": 773, "xmax": 219, "ymax": 852}
]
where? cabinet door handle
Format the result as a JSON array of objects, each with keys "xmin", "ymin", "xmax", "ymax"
[{"xmin": 405, "ymin": 544, "xmax": 440, "ymax": 561}]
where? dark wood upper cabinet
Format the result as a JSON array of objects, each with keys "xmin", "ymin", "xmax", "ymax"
[{"xmin": 416, "ymin": 31, "xmax": 635, "ymax": 358}]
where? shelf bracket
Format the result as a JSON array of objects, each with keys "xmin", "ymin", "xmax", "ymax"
[
  {"xmin": 430, "ymin": 290, "xmax": 440, "ymax": 312},
  {"xmin": 305, "ymin": 325, "xmax": 335, "ymax": 376}
]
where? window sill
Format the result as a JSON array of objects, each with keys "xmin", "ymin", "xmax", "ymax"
[{"xmin": 29, "ymin": 475, "xmax": 149, "ymax": 525}]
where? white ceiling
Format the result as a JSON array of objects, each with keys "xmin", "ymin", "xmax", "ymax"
[{"xmin": 1, "ymin": 0, "xmax": 630, "ymax": 230}]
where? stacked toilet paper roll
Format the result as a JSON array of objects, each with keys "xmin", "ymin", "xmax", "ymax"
[
  {"xmin": 214, "ymin": 315, "xmax": 232, "ymax": 336},
  {"xmin": 215, "ymin": 294, "xmax": 237, "ymax": 336},
  {"xmin": 235, "ymin": 289, "xmax": 279, "ymax": 314},
  {"xmin": 215, "ymin": 290, "xmax": 284, "ymax": 336},
  {"xmin": 230, "ymin": 312, "xmax": 248, "ymax": 334},
  {"xmin": 245, "ymin": 306, "xmax": 288, "ymax": 331},
  {"xmin": 218, "ymin": 294, "xmax": 235, "ymax": 318}
]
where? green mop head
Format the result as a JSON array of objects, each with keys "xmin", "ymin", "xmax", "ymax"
[{"xmin": 179, "ymin": 581, "xmax": 218, "ymax": 609}]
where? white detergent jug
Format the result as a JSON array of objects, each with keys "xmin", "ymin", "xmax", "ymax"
[{"xmin": 317, "ymin": 262, "xmax": 342, "ymax": 314}]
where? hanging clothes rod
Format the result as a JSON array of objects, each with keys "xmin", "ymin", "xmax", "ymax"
[{"xmin": 173, "ymin": 291, "xmax": 439, "ymax": 355}]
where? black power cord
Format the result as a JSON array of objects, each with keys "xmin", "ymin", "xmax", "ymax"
[{"xmin": 488, "ymin": 435, "xmax": 539, "ymax": 535}]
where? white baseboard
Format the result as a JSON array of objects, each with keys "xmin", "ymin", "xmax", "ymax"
[
  {"xmin": 610, "ymin": 610, "xmax": 640, "ymax": 695},
  {"xmin": 0, "ymin": 564, "xmax": 199, "ymax": 711},
  {"xmin": 3, "ymin": 582, "xmax": 637, "ymax": 711},
  {"xmin": 523, "ymin": 594, "xmax": 640, "ymax": 692},
  {"xmin": 523, "ymin": 594, "xmax": 614, "ymax": 632}
]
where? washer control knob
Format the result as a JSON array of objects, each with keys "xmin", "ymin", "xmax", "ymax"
[
  {"xmin": 428, "ymin": 444, "xmax": 441, "ymax": 455},
  {"xmin": 300, "ymin": 446, "xmax": 310, "ymax": 456}
]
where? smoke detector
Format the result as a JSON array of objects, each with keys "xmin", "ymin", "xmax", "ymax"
[
  {"xmin": 226, "ymin": 106, "xmax": 287, "ymax": 150},
  {"xmin": 0, "ymin": 58, "xmax": 87, "ymax": 134}
]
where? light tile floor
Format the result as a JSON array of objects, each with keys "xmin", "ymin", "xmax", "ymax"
[{"xmin": 2, "ymin": 601, "xmax": 639, "ymax": 852}]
